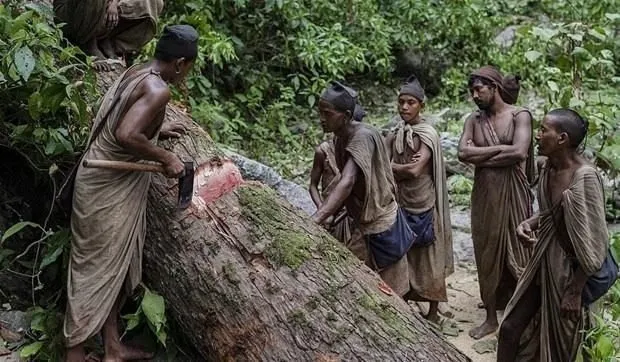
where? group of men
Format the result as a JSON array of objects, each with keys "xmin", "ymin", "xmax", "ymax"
[
  {"xmin": 309, "ymin": 67, "xmax": 612, "ymax": 361},
  {"xmin": 53, "ymin": 4, "xmax": 613, "ymax": 358}
]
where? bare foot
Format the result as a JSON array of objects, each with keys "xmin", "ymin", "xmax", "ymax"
[
  {"xmin": 105, "ymin": 343, "xmax": 154, "ymax": 361},
  {"xmin": 468, "ymin": 320, "xmax": 498, "ymax": 340},
  {"xmin": 424, "ymin": 312, "xmax": 441, "ymax": 325}
]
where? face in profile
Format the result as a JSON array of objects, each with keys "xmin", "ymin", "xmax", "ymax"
[
  {"xmin": 398, "ymin": 94, "xmax": 423, "ymax": 123},
  {"xmin": 470, "ymin": 79, "xmax": 495, "ymax": 110},
  {"xmin": 172, "ymin": 58, "xmax": 195, "ymax": 85},
  {"xmin": 318, "ymin": 99, "xmax": 350, "ymax": 133},
  {"xmin": 536, "ymin": 115, "xmax": 563, "ymax": 156}
]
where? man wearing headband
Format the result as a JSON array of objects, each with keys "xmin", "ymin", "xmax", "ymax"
[
  {"xmin": 312, "ymin": 81, "xmax": 412, "ymax": 297},
  {"xmin": 385, "ymin": 75, "xmax": 453, "ymax": 323},
  {"xmin": 65, "ymin": 25, "xmax": 198, "ymax": 361},
  {"xmin": 54, "ymin": 0, "xmax": 163, "ymax": 69},
  {"xmin": 498, "ymin": 109, "xmax": 611, "ymax": 361},
  {"xmin": 457, "ymin": 65, "xmax": 535, "ymax": 339}
]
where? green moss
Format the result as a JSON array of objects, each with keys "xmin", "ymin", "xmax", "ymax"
[
  {"xmin": 356, "ymin": 294, "xmax": 415, "ymax": 341},
  {"xmin": 222, "ymin": 262, "xmax": 240, "ymax": 286},
  {"xmin": 305, "ymin": 296, "xmax": 320, "ymax": 311},
  {"xmin": 287, "ymin": 309, "xmax": 310, "ymax": 328}
]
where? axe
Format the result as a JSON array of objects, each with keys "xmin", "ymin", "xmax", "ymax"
[{"xmin": 82, "ymin": 159, "xmax": 195, "ymax": 209}]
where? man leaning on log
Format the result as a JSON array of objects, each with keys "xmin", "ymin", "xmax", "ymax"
[
  {"xmin": 497, "ymin": 108, "xmax": 615, "ymax": 361},
  {"xmin": 53, "ymin": 0, "xmax": 164, "ymax": 70},
  {"xmin": 64, "ymin": 25, "xmax": 198, "ymax": 362},
  {"xmin": 385, "ymin": 76, "xmax": 454, "ymax": 323},
  {"xmin": 311, "ymin": 81, "xmax": 412, "ymax": 298},
  {"xmin": 457, "ymin": 65, "xmax": 535, "ymax": 339}
]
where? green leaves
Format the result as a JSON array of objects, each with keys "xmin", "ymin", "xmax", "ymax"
[
  {"xmin": 14, "ymin": 46, "xmax": 35, "ymax": 81},
  {"xmin": 1, "ymin": 221, "xmax": 40, "ymax": 243},
  {"xmin": 142, "ymin": 289, "xmax": 167, "ymax": 346},
  {"xmin": 524, "ymin": 50, "xmax": 543, "ymax": 62},
  {"xmin": 20, "ymin": 342, "xmax": 44, "ymax": 359}
]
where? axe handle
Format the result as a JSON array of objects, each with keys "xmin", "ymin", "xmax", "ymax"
[{"xmin": 83, "ymin": 159, "xmax": 165, "ymax": 173}]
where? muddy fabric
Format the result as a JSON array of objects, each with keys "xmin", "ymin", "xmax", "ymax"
[
  {"xmin": 391, "ymin": 120, "xmax": 453, "ymax": 302},
  {"xmin": 64, "ymin": 66, "xmax": 162, "ymax": 347},
  {"xmin": 399, "ymin": 75, "xmax": 425, "ymax": 102},
  {"xmin": 320, "ymin": 81, "xmax": 356, "ymax": 114},
  {"xmin": 470, "ymin": 110, "xmax": 534, "ymax": 308},
  {"xmin": 54, "ymin": 0, "xmax": 163, "ymax": 53},
  {"xmin": 471, "ymin": 66, "xmax": 521, "ymax": 105},
  {"xmin": 366, "ymin": 208, "xmax": 413, "ymax": 269},
  {"xmin": 500, "ymin": 163, "xmax": 609, "ymax": 361},
  {"xmin": 154, "ymin": 24, "xmax": 199, "ymax": 60},
  {"xmin": 335, "ymin": 124, "xmax": 409, "ymax": 296}
]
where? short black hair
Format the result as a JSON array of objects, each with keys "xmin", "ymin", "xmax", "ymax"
[
  {"xmin": 468, "ymin": 75, "xmax": 495, "ymax": 90},
  {"xmin": 547, "ymin": 108, "xmax": 588, "ymax": 148}
]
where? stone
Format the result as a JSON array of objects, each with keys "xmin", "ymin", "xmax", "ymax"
[
  {"xmin": 0, "ymin": 311, "xmax": 28, "ymax": 334},
  {"xmin": 494, "ymin": 26, "xmax": 518, "ymax": 49}
]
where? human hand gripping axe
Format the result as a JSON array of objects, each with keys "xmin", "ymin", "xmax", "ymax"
[{"xmin": 82, "ymin": 159, "xmax": 195, "ymax": 209}]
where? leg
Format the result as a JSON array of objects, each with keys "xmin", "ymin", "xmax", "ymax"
[
  {"xmin": 65, "ymin": 344, "xmax": 86, "ymax": 362},
  {"xmin": 496, "ymin": 283, "xmax": 541, "ymax": 362},
  {"xmin": 99, "ymin": 37, "xmax": 118, "ymax": 59},
  {"xmin": 102, "ymin": 293, "xmax": 154, "ymax": 362},
  {"xmin": 425, "ymin": 301, "xmax": 440, "ymax": 324},
  {"xmin": 469, "ymin": 296, "xmax": 499, "ymax": 339}
]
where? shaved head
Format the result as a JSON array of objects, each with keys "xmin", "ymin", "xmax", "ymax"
[{"xmin": 547, "ymin": 108, "xmax": 588, "ymax": 148}]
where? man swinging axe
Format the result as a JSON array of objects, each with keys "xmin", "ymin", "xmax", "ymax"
[{"xmin": 65, "ymin": 25, "xmax": 198, "ymax": 361}]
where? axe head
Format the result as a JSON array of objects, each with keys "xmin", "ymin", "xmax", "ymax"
[{"xmin": 177, "ymin": 161, "xmax": 195, "ymax": 209}]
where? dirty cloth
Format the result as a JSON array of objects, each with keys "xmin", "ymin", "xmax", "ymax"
[
  {"xmin": 391, "ymin": 120, "xmax": 453, "ymax": 302},
  {"xmin": 64, "ymin": 66, "xmax": 162, "ymax": 347},
  {"xmin": 334, "ymin": 124, "xmax": 409, "ymax": 296},
  {"xmin": 500, "ymin": 163, "xmax": 609, "ymax": 361},
  {"xmin": 54, "ymin": 0, "xmax": 163, "ymax": 54},
  {"xmin": 470, "ymin": 109, "xmax": 534, "ymax": 308}
]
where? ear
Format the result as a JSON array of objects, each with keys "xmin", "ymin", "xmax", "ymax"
[{"xmin": 557, "ymin": 132, "xmax": 569, "ymax": 146}]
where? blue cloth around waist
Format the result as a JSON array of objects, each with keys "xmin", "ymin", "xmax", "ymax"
[
  {"xmin": 403, "ymin": 208, "xmax": 435, "ymax": 248},
  {"xmin": 366, "ymin": 208, "xmax": 414, "ymax": 269}
]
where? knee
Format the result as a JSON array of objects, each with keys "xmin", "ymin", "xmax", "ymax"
[{"xmin": 499, "ymin": 319, "xmax": 520, "ymax": 343}]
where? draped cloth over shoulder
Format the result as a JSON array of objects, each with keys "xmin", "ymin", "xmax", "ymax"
[
  {"xmin": 53, "ymin": 0, "xmax": 163, "ymax": 54},
  {"xmin": 500, "ymin": 163, "xmax": 609, "ymax": 361},
  {"xmin": 392, "ymin": 120, "xmax": 454, "ymax": 302},
  {"xmin": 335, "ymin": 124, "xmax": 409, "ymax": 296},
  {"xmin": 64, "ymin": 66, "xmax": 162, "ymax": 347},
  {"xmin": 470, "ymin": 108, "xmax": 534, "ymax": 309}
]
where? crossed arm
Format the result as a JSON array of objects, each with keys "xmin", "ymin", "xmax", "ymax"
[
  {"xmin": 311, "ymin": 157, "xmax": 359, "ymax": 225},
  {"xmin": 457, "ymin": 112, "xmax": 532, "ymax": 167},
  {"xmin": 391, "ymin": 143, "xmax": 432, "ymax": 180}
]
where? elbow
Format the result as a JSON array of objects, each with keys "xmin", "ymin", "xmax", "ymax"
[
  {"xmin": 457, "ymin": 150, "xmax": 468, "ymax": 162},
  {"xmin": 115, "ymin": 129, "xmax": 136, "ymax": 149},
  {"xmin": 514, "ymin": 151, "xmax": 528, "ymax": 162},
  {"xmin": 340, "ymin": 177, "xmax": 355, "ymax": 194}
]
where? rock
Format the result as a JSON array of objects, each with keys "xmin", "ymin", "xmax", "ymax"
[
  {"xmin": 494, "ymin": 26, "xmax": 518, "ymax": 49},
  {"xmin": 472, "ymin": 338, "xmax": 497, "ymax": 354},
  {"xmin": 223, "ymin": 149, "xmax": 317, "ymax": 215},
  {"xmin": 0, "ymin": 311, "xmax": 28, "ymax": 334}
]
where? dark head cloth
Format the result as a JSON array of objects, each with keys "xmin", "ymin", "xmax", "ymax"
[
  {"xmin": 353, "ymin": 103, "xmax": 366, "ymax": 122},
  {"xmin": 399, "ymin": 75, "xmax": 425, "ymax": 102},
  {"xmin": 471, "ymin": 66, "xmax": 521, "ymax": 105},
  {"xmin": 320, "ymin": 81, "xmax": 356, "ymax": 114},
  {"xmin": 155, "ymin": 25, "xmax": 199, "ymax": 60}
]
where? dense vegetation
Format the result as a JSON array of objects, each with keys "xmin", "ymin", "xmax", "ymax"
[{"xmin": 0, "ymin": 0, "xmax": 618, "ymax": 359}]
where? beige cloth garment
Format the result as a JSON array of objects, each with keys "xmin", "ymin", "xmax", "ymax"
[
  {"xmin": 64, "ymin": 66, "xmax": 162, "ymax": 347},
  {"xmin": 470, "ymin": 109, "xmax": 534, "ymax": 308},
  {"xmin": 334, "ymin": 124, "xmax": 409, "ymax": 297},
  {"xmin": 500, "ymin": 163, "xmax": 609, "ymax": 361},
  {"xmin": 391, "ymin": 120, "xmax": 454, "ymax": 302},
  {"xmin": 54, "ymin": 0, "xmax": 163, "ymax": 53}
]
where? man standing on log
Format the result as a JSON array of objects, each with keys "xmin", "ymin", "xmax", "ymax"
[
  {"xmin": 497, "ymin": 109, "xmax": 611, "ymax": 361},
  {"xmin": 457, "ymin": 66, "xmax": 535, "ymax": 339},
  {"xmin": 65, "ymin": 25, "xmax": 198, "ymax": 361},
  {"xmin": 54, "ymin": 0, "xmax": 164, "ymax": 69},
  {"xmin": 312, "ymin": 82, "xmax": 412, "ymax": 297},
  {"xmin": 385, "ymin": 76, "xmax": 454, "ymax": 323}
]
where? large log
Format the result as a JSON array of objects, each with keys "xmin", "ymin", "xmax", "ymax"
[{"xmin": 94, "ymin": 70, "xmax": 471, "ymax": 361}]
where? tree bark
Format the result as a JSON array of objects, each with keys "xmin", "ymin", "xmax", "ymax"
[{"xmin": 94, "ymin": 69, "xmax": 471, "ymax": 361}]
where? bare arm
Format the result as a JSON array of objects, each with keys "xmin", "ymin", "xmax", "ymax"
[
  {"xmin": 115, "ymin": 81, "xmax": 183, "ymax": 177},
  {"xmin": 477, "ymin": 111, "xmax": 532, "ymax": 167},
  {"xmin": 384, "ymin": 132, "xmax": 395, "ymax": 161},
  {"xmin": 311, "ymin": 157, "xmax": 358, "ymax": 225},
  {"xmin": 309, "ymin": 146, "xmax": 326, "ymax": 209},
  {"xmin": 392, "ymin": 143, "xmax": 432, "ymax": 180},
  {"xmin": 457, "ymin": 115, "xmax": 501, "ymax": 164}
]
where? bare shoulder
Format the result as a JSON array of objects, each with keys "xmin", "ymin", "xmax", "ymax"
[
  {"xmin": 511, "ymin": 106, "xmax": 533, "ymax": 124},
  {"xmin": 141, "ymin": 76, "xmax": 171, "ymax": 107}
]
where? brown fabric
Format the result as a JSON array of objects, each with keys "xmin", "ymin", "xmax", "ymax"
[
  {"xmin": 318, "ymin": 140, "xmax": 340, "ymax": 201},
  {"xmin": 64, "ymin": 66, "xmax": 162, "ymax": 347},
  {"xmin": 392, "ymin": 121, "xmax": 453, "ymax": 302},
  {"xmin": 334, "ymin": 124, "xmax": 408, "ymax": 296},
  {"xmin": 470, "ymin": 110, "xmax": 534, "ymax": 307},
  {"xmin": 334, "ymin": 124, "xmax": 398, "ymax": 235},
  {"xmin": 500, "ymin": 163, "xmax": 608, "ymax": 361},
  {"xmin": 471, "ymin": 66, "xmax": 521, "ymax": 105},
  {"xmin": 54, "ymin": 0, "xmax": 163, "ymax": 53}
]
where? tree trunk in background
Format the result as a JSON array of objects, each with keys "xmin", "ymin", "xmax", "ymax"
[{"xmin": 90, "ymin": 70, "xmax": 474, "ymax": 361}]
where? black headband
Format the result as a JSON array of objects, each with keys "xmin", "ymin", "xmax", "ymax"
[{"xmin": 155, "ymin": 25, "xmax": 199, "ymax": 60}]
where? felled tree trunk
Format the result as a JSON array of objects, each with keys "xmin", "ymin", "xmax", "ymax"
[{"xmin": 94, "ymin": 70, "xmax": 471, "ymax": 361}]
